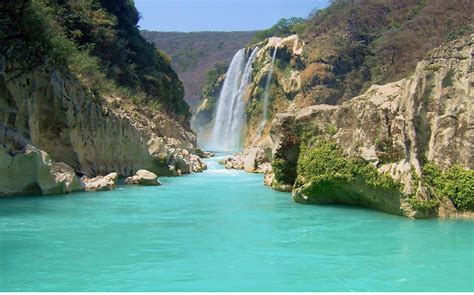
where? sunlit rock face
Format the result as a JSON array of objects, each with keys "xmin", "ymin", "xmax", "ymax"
[{"xmin": 267, "ymin": 36, "xmax": 473, "ymax": 218}]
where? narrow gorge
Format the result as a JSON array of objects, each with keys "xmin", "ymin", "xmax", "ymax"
[{"xmin": 1, "ymin": 0, "xmax": 473, "ymax": 292}]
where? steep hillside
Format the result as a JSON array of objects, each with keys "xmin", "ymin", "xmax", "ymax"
[
  {"xmin": 141, "ymin": 31, "xmax": 256, "ymax": 107},
  {"xmin": 0, "ymin": 0, "xmax": 206, "ymax": 196},
  {"xmin": 298, "ymin": 0, "xmax": 474, "ymax": 106}
]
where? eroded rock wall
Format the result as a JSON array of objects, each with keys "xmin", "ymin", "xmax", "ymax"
[
  {"xmin": 0, "ymin": 1, "xmax": 205, "ymax": 196},
  {"xmin": 268, "ymin": 35, "xmax": 473, "ymax": 218}
]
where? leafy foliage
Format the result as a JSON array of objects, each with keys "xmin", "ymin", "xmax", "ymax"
[
  {"xmin": 250, "ymin": 17, "xmax": 307, "ymax": 44},
  {"xmin": 297, "ymin": 137, "xmax": 401, "ymax": 191},
  {"xmin": 21, "ymin": 0, "xmax": 189, "ymax": 118},
  {"xmin": 408, "ymin": 198, "xmax": 440, "ymax": 212},
  {"xmin": 423, "ymin": 163, "xmax": 474, "ymax": 210}
]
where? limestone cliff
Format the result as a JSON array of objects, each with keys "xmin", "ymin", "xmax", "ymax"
[
  {"xmin": 267, "ymin": 35, "xmax": 473, "ymax": 218},
  {"xmin": 216, "ymin": 35, "xmax": 473, "ymax": 218},
  {"xmin": 0, "ymin": 1, "xmax": 205, "ymax": 196}
]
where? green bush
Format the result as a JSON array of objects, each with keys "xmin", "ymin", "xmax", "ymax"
[
  {"xmin": 272, "ymin": 158, "xmax": 297, "ymax": 185},
  {"xmin": 408, "ymin": 198, "xmax": 440, "ymax": 211},
  {"xmin": 423, "ymin": 163, "xmax": 474, "ymax": 210},
  {"xmin": 250, "ymin": 17, "xmax": 306, "ymax": 44},
  {"xmin": 297, "ymin": 137, "xmax": 401, "ymax": 191}
]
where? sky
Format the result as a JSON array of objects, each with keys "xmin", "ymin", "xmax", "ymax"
[{"xmin": 135, "ymin": 0, "xmax": 330, "ymax": 32}]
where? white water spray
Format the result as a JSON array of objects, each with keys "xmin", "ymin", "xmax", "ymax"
[{"xmin": 210, "ymin": 47, "xmax": 259, "ymax": 151}]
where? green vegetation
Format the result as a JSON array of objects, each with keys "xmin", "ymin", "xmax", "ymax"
[
  {"xmin": 408, "ymin": 198, "xmax": 440, "ymax": 212},
  {"xmin": 272, "ymin": 158, "xmax": 297, "ymax": 185},
  {"xmin": 21, "ymin": 0, "xmax": 188, "ymax": 118},
  {"xmin": 422, "ymin": 163, "xmax": 474, "ymax": 211},
  {"xmin": 202, "ymin": 63, "xmax": 228, "ymax": 90},
  {"xmin": 250, "ymin": 17, "xmax": 306, "ymax": 44},
  {"xmin": 297, "ymin": 137, "xmax": 401, "ymax": 191}
]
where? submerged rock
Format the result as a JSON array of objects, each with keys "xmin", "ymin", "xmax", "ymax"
[
  {"xmin": 125, "ymin": 170, "xmax": 161, "ymax": 186},
  {"xmin": 82, "ymin": 172, "xmax": 118, "ymax": 192}
]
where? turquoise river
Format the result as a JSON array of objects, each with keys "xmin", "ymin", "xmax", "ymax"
[{"xmin": 0, "ymin": 155, "xmax": 473, "ymax": 291}]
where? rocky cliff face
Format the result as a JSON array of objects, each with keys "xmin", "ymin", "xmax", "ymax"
[
  {"xmin": 216, "ymin": 34, "xmax": 473, "ymax": 218},
  {"xmin": 267, "ymin": 35, "xmax": 473, "ymax": 218},
  {"xmin": 0, "ymin": 1, "xmax": 206, "ymax": 196},
  {"xmin": 192, "ymin": 34, "xmax": 305, "ymax": 150}
]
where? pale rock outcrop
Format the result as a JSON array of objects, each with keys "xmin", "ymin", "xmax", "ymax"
[
  {"xmin": 267, "ymin": 35, "xmax": 474, "ymax": 218},
  {"xmin": 125, "ymin": 170, "xmax": 160, "ymax": 186},
  {"xmin": 0, "ymin": 144, "xmax": 83, "ymax": 196},
  {"xmin": 221, "ymin": 147, "xmax": 270, "ymax": 173},
  {"xmin": 82, "ymin": 172, "xmax": 118, "ymax": 192},
  {"xmin": 223, "ymin": 154, "xmax": 244, "ymax": 170}
]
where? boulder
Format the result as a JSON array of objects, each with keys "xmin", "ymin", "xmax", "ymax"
[
  {"xmin": 223, "ymin": 154, "xmax": 244, "ymax": 170},
  {"xmin": 125, "ymin": 169, "xmax": 161, "ymax": 186},
  {"xmin": 82, "ymin": 172, "xmax": 118, "ymax": 191},
  {"xmin": 243, "ymin": 148, "xmax": 259, "ymax": 172},
  {"xmin": 0, "ymin": 144, "xmax": 83, "ymax": 196}
]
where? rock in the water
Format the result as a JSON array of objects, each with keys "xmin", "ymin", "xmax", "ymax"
[
  {"xmin": 125, "ymin": 170, "xmax": 161, "ymax": 186},
  {"xmin": 82, "ymin": 172, "xmax": 118, "ymax": 191},
  {"xmin": 0, "ymin": 144, "xmax": 83, "ymax": 196},
  {"xmin": 220, "ymin": 148, "xmax": 269, "ymax": 173}
]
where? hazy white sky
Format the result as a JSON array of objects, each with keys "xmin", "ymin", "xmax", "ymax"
[{"xmin": 135, "ymin": 0, "xmax": 330, "ymax": 32}]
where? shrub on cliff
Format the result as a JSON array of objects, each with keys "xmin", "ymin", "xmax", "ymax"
[
  {"xmin": 250, "ymin": 17, "xmax": 306, "ymax": 44},
  {"xmin": 297, "ymin": 137, "xmax": 400, "ymax": 192},
  {"xmin": 423, "ymin": 163, "xmax": 474, "ymax": 211},
  {"xmin": 21, "ymin": 0, "xmax": 188, "ymax": 119}
]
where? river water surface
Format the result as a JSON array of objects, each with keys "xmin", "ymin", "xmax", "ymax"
[{"xmin": 0, "ymin": 155, "xmax": 473, "ymax": 291}]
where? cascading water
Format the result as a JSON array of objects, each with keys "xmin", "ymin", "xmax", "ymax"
[
  {"xmin": 253, "ymin": 47, "xmax": 278, "ymax": 144},
  {"xmin": 262, "ymin": 47, "xmax": 278, "ymax": 121},
  {"xmin": 210, "ymin": 47, "xmax": 259, "ymax": 151}
]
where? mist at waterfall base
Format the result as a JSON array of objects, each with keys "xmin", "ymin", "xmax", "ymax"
[{"xmin": 206, "ymin": 47, "xmax": 259, "ymax": 152}]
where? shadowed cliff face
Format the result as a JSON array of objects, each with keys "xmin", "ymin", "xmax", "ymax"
[{"xmin": 0, "ymin": 0, "xmax": 206, "ymax": 196}]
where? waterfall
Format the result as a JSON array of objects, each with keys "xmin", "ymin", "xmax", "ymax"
[
  {"xmin": 253, "ymin": 47, "xmax": 278, "ymax": 145},
  {"xmin": 262, "ymin": 47, "xmax": 278, "ymax": 121},
  {"xmin": 210, "ymin": 47, "xmax": 259, "ymax": 151}
]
